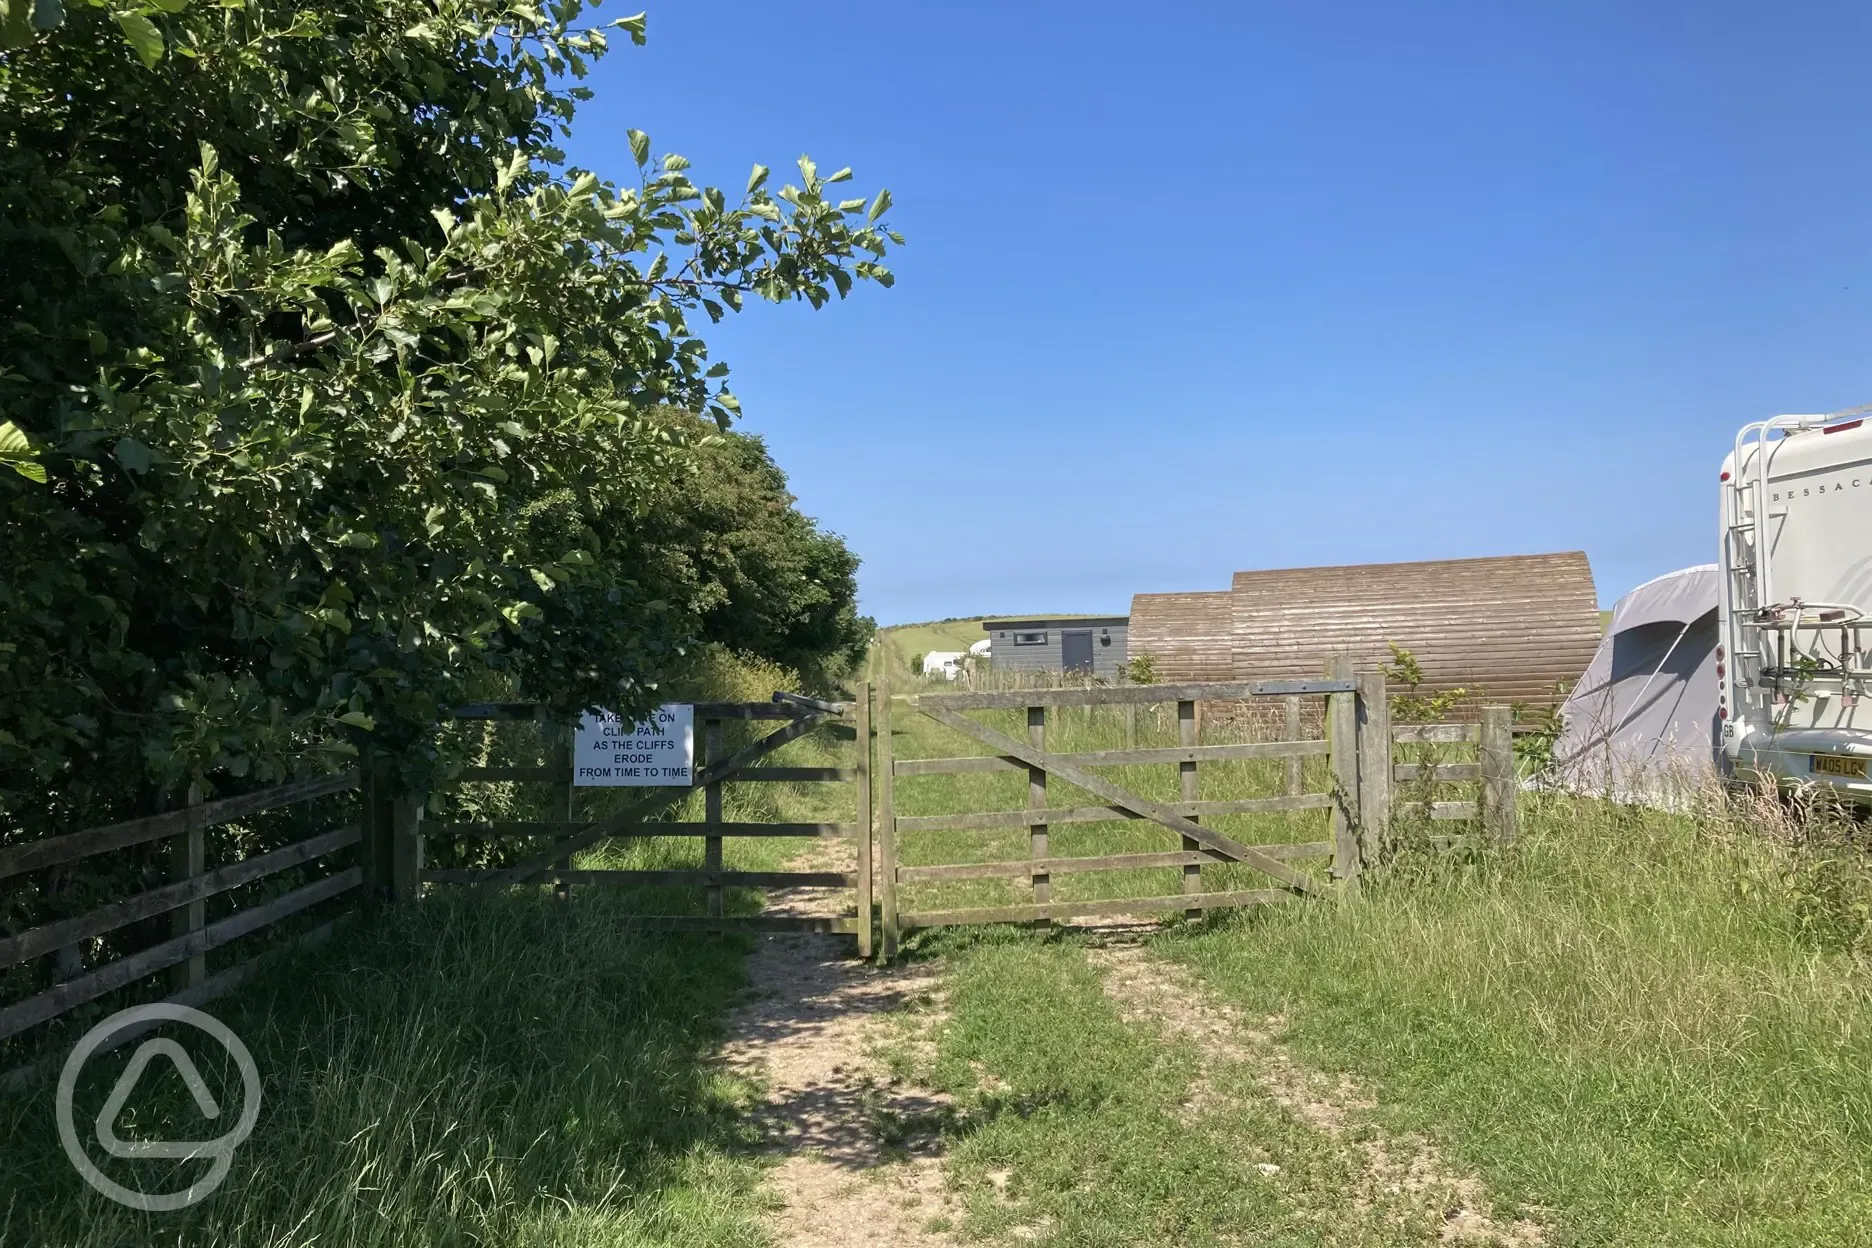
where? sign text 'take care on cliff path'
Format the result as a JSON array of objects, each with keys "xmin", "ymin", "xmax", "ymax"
[{"xmin": 573, "ymin": 704, "xmax": 694, "ymax": 787}]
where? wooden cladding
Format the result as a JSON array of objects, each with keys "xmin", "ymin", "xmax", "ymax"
[
  {"xmin": 1124, "ymin": 591, "xmax": 1233, "ymax": 682},
  {"xmin": 1131, "ymin": 552, "xmax": 1598, "ymax": 709}
]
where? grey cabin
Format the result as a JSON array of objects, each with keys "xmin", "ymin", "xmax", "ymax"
[{"xmin": 982, "ymin": 617, "xmax": 1129, "ymax": 679}]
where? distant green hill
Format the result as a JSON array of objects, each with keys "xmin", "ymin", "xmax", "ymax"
[{"xmin": 881, "ymin": 613, "xmax": 1116, "ymax": 661}]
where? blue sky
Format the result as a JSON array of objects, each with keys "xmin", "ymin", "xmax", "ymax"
[{"xmin": 563, "ymin": 1, "xmax": 1872, "ymax": 624}]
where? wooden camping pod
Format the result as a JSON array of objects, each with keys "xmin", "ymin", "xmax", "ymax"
[
  {"xmin": 1130, "ymin": 552, "xmax": 1598, "ymax": 708},
  {"xmin": 1128, "ymin": 591, "xmax": 1232, "ymax": 682}
]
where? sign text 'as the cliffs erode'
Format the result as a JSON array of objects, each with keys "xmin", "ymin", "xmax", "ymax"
[{"xmin": 573, "ymin": 705, "xmax": 694, "ymax": 787}]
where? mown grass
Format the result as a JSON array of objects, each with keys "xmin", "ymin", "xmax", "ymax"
[
  {"xmin": 883, "ymin": 930, "xmax": 1463, "ymax": 1246},
  {"xmin": 1159, "ymin": 795, "xmax": 1872, "ymax": 1247}
]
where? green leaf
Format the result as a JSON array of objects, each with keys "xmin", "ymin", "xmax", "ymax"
[
  {"xmin": 628, "ymin": 129, "xmax": 651, "ymax": 167},
  {"xmin": 613, "ymin": 10, "xmax": 646, "ymax": 44},
  {"xmin": 337, "ymin": 711, "xmax": 376, "ymax": 730},
  {"xmin": 747, "ymin": 163, "xmax": 770, "ymax": 194},
  {"xmin": 1, "ymin": 0, "xmax": 61, "ymax": 48},
  {"xmin": 113, "ymin": 437, "xmax": 154, "ymax": 473},
  {"xmin": 113, "ymin": 10, "xmax": 164, "ymax": 67},
  {"xmin": 867, "ymin": 188, "xmax": 892, "ymax": 222},
  {"xmin": 0, "ymin": 419, "xmax": 45, "ymax": 482}
]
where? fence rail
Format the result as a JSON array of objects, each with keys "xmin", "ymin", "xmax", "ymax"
[
  {"xmin": 1, "ymin": 668, "xmax": 1522, "ymax": 1088},
  {"xmin": 0, "ymin": 769, "xmax": 365, "ymax": 1089},
  {"xmin": 423, "ymin": 688, "xmax": 874, "ymax": 954},
  {"xmin": 1387, "ymin": 704, "xmax": 1517, "ymax": 845}
]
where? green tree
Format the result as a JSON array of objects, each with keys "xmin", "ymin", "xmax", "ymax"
[
  {"xmin": 0, "ymin": 2, "xmax": 899, "ymax": 837},
  {"xmin": 633, "ymin": 410, "xmax": 872, "ymax": 693}
]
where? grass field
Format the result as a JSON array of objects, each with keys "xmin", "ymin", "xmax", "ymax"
[
  {"xmin": 872, "ymin": 689, "xmax": 1872, "ymax": 1246},
  {"xmin": 0, "ymin": 657, "xmax": 857, "ymax": 1248},
  {"xmin": 9, "ymin": 654, "xmax": 1872, "ymax": 1246},
  {"xmin": 879, "ymin": 615, "xmax": 1115, "ymax": 670},
  {"xmin": 0, "ymin": 886, "xmax": 774, "ymax": 1247}
]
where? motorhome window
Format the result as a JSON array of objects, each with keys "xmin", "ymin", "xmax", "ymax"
[{"xmin": 1014, "ymin": 632, "xmax": 1047, "ymax": 645}]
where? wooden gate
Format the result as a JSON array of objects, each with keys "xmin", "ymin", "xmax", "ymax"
[
  {"xmin": 874, "ymin": 667, "xmax": 1385, "ymax": 958},
  {"xmin": 418, "ymin": 689, "xmax": 875, "ymax": 956}
]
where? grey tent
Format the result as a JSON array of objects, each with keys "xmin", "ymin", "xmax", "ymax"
[{"xmin": 1548, "ymin": 565, "xmax": 1720, "ymax": 804}]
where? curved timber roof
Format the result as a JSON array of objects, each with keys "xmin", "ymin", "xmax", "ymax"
[
  {"xmin": 1128, "ymin": 591, "xmax": 1233, "ymax": 682},
  {"xmin": 1127, "ymin": 552, "xmax": 1599, "ymax": 706},
  {"xmin": 1230, "ymin": 552, "xmax": 1599, "ymax": 704}
]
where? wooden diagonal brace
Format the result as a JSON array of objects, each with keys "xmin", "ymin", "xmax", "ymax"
[
  {"xmin": 487, "ymin": 711, "xmax": 828, "ymax": 886},
  {"xmin": 916, "ymin": 704, "xmax": 1327, "ymax": 897}
]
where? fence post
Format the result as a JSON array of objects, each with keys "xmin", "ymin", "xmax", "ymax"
[
  {"xmin": 548, "ymin": 720, "xmax": 575, "ymax": 902},
  {"xmin": 1481, "ymin": 705, "xmax": 1517, "ymax": 844},
  {"xmin": 1283, "ymin": 695, "xmax": 1303, "ymax": 796},
  {"xmin": 854, "ymin": 683, "xmax": 874, "ymax": 960},
  {"xmin": 1029, "ymin": 705, "xmax": 1050, "ymax": 926},
  {"xmin": 704, "ymin": 719, "xmax": 724, "ymax": 920},
  {"xmin": 1356, "ymin": 671, "xmax": 1391, "ymax": 870},
  {"xmin": 361, "ymin": 748, "xmax": 396, "ymax": 900},
  {"xmin": 169, "ymin": 785, "xmax": 206, "ymax": 991},
  {"xmin": 390, "ymin": 790, "xmax": 424, "ymax": 903},
  {"xmin": 1178, "ymin": 699, "xmax": 1203, "ymax": 916},
  {"xmin": 878, "ymin": 686, "xmax": 899, "ymax": 961},
  {"xmin": 1326, "ymin": 656, "xmax": 1361, "ymax": 884}
]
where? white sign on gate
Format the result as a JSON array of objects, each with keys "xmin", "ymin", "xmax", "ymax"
[{"xmin": 573, "ymin": 704, "xmax": 694, "ymax": 787}]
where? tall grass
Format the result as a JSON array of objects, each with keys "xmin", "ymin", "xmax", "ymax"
[
  {"xmin": 0, "ymin": 647, "xmax": 858, "ymax": 1247},
  {"xmin": 1161, "ymin": 791, "xmax": 1872, "ymax": 1246},
  {"xmin": 887, "ymin": 682, "xmax": 1872, "ymax": 1243},
  {"xmin": 0, "ymin": 889, "xmax": 770, "ymax": 1247}
]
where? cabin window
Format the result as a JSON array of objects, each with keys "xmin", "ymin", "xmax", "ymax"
[{"xmin": 1014, "ymin": 631, "xmax": 1047, "ymax": 646}]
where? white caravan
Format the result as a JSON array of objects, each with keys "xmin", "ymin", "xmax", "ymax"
[
  {"xmin": 921, "ymin": 651, "xmax": 965, "ymax": 681},
  {"xmin": 1718, "ymin": 408, "xmax": 1872, "ymax": 804}
]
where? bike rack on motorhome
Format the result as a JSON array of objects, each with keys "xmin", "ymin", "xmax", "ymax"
[{"xmin": 1719, "ymin": 406, "xmax": 1872, "ymax": 802}]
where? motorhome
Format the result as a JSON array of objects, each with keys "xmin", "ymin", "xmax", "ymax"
[{"xmin": 1718, "ymin": 408, "xmax": 1872, "ymax": 804}]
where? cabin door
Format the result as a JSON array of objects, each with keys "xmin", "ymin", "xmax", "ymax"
[{"xmin": 1061, "ymin": 629, "xmax": 1094, "ymax": 675}]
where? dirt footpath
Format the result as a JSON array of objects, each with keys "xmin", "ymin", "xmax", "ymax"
[
  {"xmin": 718, "ymin": 840, "xmax": 966, "ymax": 1247},
  {"xmin": 721, "ymin": 855, "xmax": 1543, "ymax": 1248},
  {"xmin": 1085, "ymin": 936, "xmax": 1545, "ymax": 1247}
]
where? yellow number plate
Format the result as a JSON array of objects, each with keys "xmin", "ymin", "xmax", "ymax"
[{"xmin": 1811, "ymin": 753, "xmax": 1868, "ymax": 779}]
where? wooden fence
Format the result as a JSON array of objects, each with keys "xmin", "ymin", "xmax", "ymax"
[
  {"xmin": 419, "ymin": 690, "xmax": 874, "ymax": 955},
  {"xmin": 0, "ymin": 674, "xmax": 1519, "ymax": 1085},
  {"xmin": 0, "ymin": 770, "xmax": 369, "ymax": 1089},
  {"xmin": 871, "ymin": 663, "xmax": 1520, "ymax": 957},
  {"xmin": 1383, "ymin": 705, "xmax": 1518, "ymax": 846}
]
